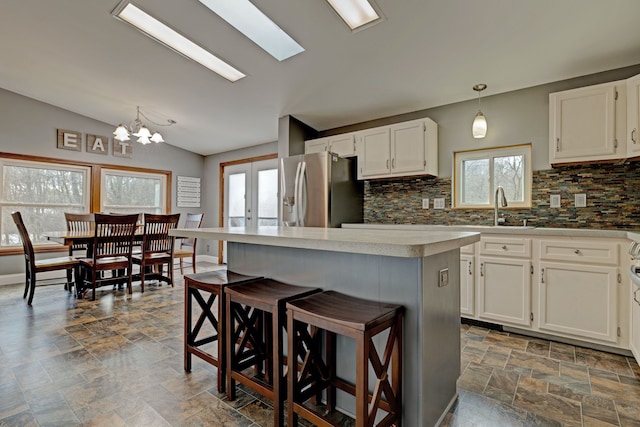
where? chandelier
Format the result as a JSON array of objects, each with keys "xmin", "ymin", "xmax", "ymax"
[{"xmin": 113, "ymin": 106, "xmax": 176, "ymax": 144}]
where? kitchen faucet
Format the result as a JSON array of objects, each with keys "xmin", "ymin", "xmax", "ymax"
[{"xmin": 494, "ymin": 186, "xmax": 508, "ymax": 226}]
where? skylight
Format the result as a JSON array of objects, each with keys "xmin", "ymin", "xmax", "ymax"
[
  {"xmin": 112, "ymin": 1, "xmax": 246, "ymax": 82},
  {"xmin": 198, "ymin": 0, "xmax": 304, "ymax": 62},
  {"xmin": 325, "ymin": 0, "xmax": 382, "ymax": 30}
]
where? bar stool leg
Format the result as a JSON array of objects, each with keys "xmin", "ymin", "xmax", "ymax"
[
  {"xmin": 273, "ymin": 309, "xmax": 284, "ymax": 427},
  {"xmin": 355, "ymin": 334, "xmax": 368, "ymax": 427},
  {"xmin": 225, "ymin": 295, "xmax": 236, "ymax": 400},
  {"xmin": 184, "ymin": 285, "xmax": 192, "ymax": 372}
]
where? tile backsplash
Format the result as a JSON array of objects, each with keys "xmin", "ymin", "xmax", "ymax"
[{"xmin": 364, "ymin": 162, "xmax": 640, "ymax": 229}]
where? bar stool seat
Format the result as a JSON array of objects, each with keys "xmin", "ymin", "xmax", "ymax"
[
  {"xmin": 286, "ymin": 290, "xmax": 404, "ymax": 427},
  {"xmin": 225, "ymin": 279, "xmax": 321, "ymax": 427},
  {"xmin": 184, "ymin": 270, "xmax": 262, "ymax": 393}
]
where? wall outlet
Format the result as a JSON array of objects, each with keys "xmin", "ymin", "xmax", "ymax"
[
  {"xmin": 550, "ymin": 194, "xmax": 561, "ymax": 208},
  {"xmin": 438, "ymin": 268, "xmax": 449, "ymax": 287},
  {"xmin": 575, "ymin": 193, "xmax": 587, "ymax": 208},
  {"xmin": 422, "ymin": 198, "xmax": 430, "ymax": 209},
  {"xmin": 434, "ymin": 198, "xmax": 445, "ymax": 209}
]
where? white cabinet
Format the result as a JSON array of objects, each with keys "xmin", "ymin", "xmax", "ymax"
[
  {"xmin": 355, "ymin": 118, "xmax": 438, "ymax": 180},
  {"xmin": 460, "ymin": 244, "xmax": 475, "ymax": 317},
  {"xmin": 631, "ymin": 277, "xmax": 640, "ymax": 362},
  {"xmin": 477, "ymin": 237, "xmax": 532, "ymax": 327},
  {"xmin": 549, "ymin": 80, "xmax": 626, "ymax": 164},
  {"xmin": 537, "ymin": 238, "xmax": 621, "ymax": 344},
  {"xmin": 304, "ymin": 134, "xmax": 356, "ymax": 157},
  {"xmin": 627, "ymin": 74, "xmax": 640, "ymax": 158}
]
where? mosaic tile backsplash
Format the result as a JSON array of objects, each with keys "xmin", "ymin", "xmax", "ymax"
[{"xmin": 364, "ymin": 162, "xmax": 640, "ymax": 229}]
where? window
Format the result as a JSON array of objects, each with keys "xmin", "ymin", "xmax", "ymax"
[
  {"xmin": 454, "ymin": 144, "xmax": 532, "ymax": 209},
  {"xmin": 0, "ymin": 159, "xmax": 90, "ymax": 247},
  {"xmin": 101, "ymin": 168, "xmax": 167, "ymax": 215}
]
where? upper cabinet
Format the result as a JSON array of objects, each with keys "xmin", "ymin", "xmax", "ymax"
[
  {"xmin": 627, "ymin": 74, "xmax": 640, "ymax": 158},
  {"xmin": 549, "ymin": 80, "xmax": 626, "ymax": 165},
  {"xmin": 355, "ymin": 118, "xmax": 438, "ymax": 180},
  {"xmin": 304, "ymin": 133, "xmax": 356, "ymax": 157}
]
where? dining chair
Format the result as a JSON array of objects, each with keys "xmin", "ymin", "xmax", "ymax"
[
  {"xmin": 132, "ymin": 213, "xmax": 180, "ymax": 293},
  {"xmin": 12, "ymin": 211, "xmax": 80, "ymax": 305},
  {"xmin": 64, "ymin": 212, "xmax": 94, "ymax": 284},
  {"xmin": 173, "ymin": 213, "xmax": 204, "ymax": 275},
  {"xmin": 78, "ymin": 213, "xmax": 138, "ymax": 301}
]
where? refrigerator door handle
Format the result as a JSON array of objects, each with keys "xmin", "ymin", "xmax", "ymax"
[
  {"xmin": 291, "ymin": 161, "xmax": 302, "ymax": 226},
  {"xmin": 297, "ymin": 161, "xmax": 307, "ymax": 227}
]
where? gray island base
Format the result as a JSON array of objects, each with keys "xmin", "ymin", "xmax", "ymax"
[{"xmin": 170, "ymin": 226, "xmax": 480, "ymax": 426}]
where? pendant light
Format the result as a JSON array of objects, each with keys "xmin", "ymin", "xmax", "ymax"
[{"xmin": 472, "ymin": 83, "xmax": 487, "ymax": 139}]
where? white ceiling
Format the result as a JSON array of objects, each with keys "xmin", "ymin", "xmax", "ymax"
[{"xmin": 2, "ymin": 0, "xmax": 640, "ymax": 156}]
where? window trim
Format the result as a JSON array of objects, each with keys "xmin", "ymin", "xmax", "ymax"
[
  {"xmin": 453, "ymin": 143, "xmax": 532, "ymax": 209},
  {"xmin": 0, "ymin": 152, "xmax": 172, "ymax": 255}
]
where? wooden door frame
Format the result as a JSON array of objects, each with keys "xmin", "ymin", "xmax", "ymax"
[{"xmin": 218, "ymin": 153, "xmax": 278, "ymax": 264}]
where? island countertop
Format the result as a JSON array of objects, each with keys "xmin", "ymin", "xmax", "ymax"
[{"xmin": 170, "ymin": 226, "xmax": 480, "ymax": 258}]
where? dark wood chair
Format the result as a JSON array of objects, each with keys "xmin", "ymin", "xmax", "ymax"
[
  {"xmin": 64, "ymin": 212, "xmax": 94, "ymax": 284},
  {"xmin": 132, "ymin": 213, "xmax": 180, "ymax": 293},
  {"xmin": 173, "ymin": 213, "xmax": 204, "ymax": 275},
  {"xmin": 78, "ymin": 213, "xmax": 138, "ymax": 301},
  {"xmin": 11, "ymin": 211, "xmax": 80, "ymax": 305}
]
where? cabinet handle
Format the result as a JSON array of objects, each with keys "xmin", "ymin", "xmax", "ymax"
[
  {"xmin": 556, "ymin": 137, "xmax": 560, "ymax": 152},
  {"xmin": 392, "ymin": 158, "xmax": 395, "ymax": 169},
  {"xmin": 634, "ymin": 288, "xmax": 640, "ymax": 306},
  {"xmin": 468, "ymin": 261, "xmax": 472, "ymax": 275},
  {"xmin": 501, "ymin": 245, "xmax": 508, "ymax": 251},
  {"xmin": 633, "ymin": 128, "xmax": 638, "ymax": 144},
  {"xmin": 574, "ymin": 249, "xmax": 581, "ymax": 255},
  {"xmin": 480, "ymin": 263, "xmax": 484, "ymax": 277},
  {"xmin": 541, "ymin": 267, "xmax": 545, "ymax": 284},
  {"xmin": 386, "ymin": 159, "xmax": 389, "ymax": 169}
]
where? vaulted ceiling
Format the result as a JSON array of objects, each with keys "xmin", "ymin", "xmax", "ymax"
[{"xmin": 2, "ymin": 0, "xmax": 640, "ymax": 155}]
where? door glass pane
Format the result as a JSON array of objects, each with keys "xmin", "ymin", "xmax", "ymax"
[
  {"xmin": 228, "ymin": 173, "xmax": 246, "ymax": 227},
  {"xmin": 494, "ymin": 155, "xmax": 524, "ymax": 202},
  {"xmin": 257, "ymin": 169, "xmax": 278, "ymax": 226},
  {"xmin": 461, "ymin": 158, "xmax": 490, "ymax": 204}
]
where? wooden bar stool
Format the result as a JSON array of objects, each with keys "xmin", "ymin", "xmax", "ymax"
[
  {"xmin": 286, "ymin": 291, "xmax": 404, "ymax": 427},
  {"xmin": 225, "ymin": 279, "xmax": 321, "ymax": 427},
  {"xmin": 184, "ymin": 270, "xmax": 262, "ymax": 393}
]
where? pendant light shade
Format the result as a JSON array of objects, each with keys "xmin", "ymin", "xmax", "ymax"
[{"xmin": 472, "ymin": 83, "xmax": 487, "ymax": 139}]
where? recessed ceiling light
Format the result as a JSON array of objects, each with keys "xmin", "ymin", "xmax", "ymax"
[
  {"xmin": 198, "ymin": 0, "xmax": 304, "ymax": 61},
  {"xmin": 325, "ymin": 0, "xmax": 384, "ymax": 31},
  {"xmin": 112, "ymin": 1, "xmax": 245, "ymax": 82}
]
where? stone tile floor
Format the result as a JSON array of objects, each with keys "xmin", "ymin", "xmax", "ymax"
[{"xmin": 1, "ymin": 263, "xmax": 639, "ymax": 426}]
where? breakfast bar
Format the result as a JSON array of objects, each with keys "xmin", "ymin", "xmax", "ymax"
[{"xmin": 170, "ymin": 226, "xmax": 480, "ymax": 426}]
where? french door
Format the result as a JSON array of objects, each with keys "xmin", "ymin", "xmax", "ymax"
[{"xmin": 221, "ymin": 157, "xmax": 278, "ymax": 262}]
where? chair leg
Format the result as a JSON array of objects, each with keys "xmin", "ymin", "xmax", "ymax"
[
  {"xmin": 179, "ymin": 258, "xmax": 184, "ymax": 275},
  {"xmin": 192, "ymin": 253, "xmax": 197, "ymax": 274},
  {"xmin": 27, "ymin": 270, "xmax": 36, "ymax": 306},
  {"xmin": 169, "ymin": 261, "xmax": 174, "ymax": 287},
  {"xmin": 22, "ymin": 267, "xmax": 29, "ymax": 300}
]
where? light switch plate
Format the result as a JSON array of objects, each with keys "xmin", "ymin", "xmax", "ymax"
[
  {"xmin": 550, "ymin": 194, "xmax": 561, "ymax": 208},
  {"xmin": 434, "ymin": 198, "xmax": 445, "ymax": 209},
  {"xmin": 575, "ymin": 193, "xmax": 587, "ymax": 208},
  {"xmin": 422, "ymin": 198, "xmax": 429, "ymax": 209},
  {"xmin": 438, "ymin": 268, "xmax": 449, "ymax": 287}
]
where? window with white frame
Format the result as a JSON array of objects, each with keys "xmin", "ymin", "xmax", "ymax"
[
  {"xmin": 454, "ymin": 144, "xmax": 532, "ymax": 209},
  {"xmin": 0, "ymin": 159, "xmax": 90, "ymax": 247},
  {"xmin": 100, "ymin": 168, "xmax": 167, "ymax": 215}
]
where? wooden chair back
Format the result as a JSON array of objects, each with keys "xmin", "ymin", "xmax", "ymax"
[
  {"xmin": 141, "ymin": 213, "xmax": 180, "ymax": 256},
  {"xmin": 92, "ymin": 213, "xmax": 139, "ymax": 262},
  {"xmin": 64, "ymin": 212, "xmax": 94, "ymax": 252},
  {"xmin": 181, "ymin": 213, "xmax": 204, "ymax": 248},
  {"xmin": 11, "ymin": 211, "xmax": 35, "ymax": 266}
]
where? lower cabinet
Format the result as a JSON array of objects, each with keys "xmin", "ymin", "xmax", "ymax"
[
  {"xmin": 538, "ymin": 262, "xmax": 619, "ymax": 343},
  {"xmin": 630, "ymin": 281, "xmax": 640, "ymax": 360},
  {"xmin": 478, "ymin": 256, "xmax": 532, "ymax": 327}
]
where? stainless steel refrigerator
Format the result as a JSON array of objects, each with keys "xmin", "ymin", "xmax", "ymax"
[{"xmin": 280, "ymin": 151, "xmax": 363, "ymax": 227}]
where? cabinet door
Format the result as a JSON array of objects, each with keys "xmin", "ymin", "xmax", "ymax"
[
  {"xmin": 460, "ymin": 254, "xmax": 475, "ymax": 317},
  {"xmin": 478, "ymin": 256, "xmax": 531, "ymax": 326},
  {"xmin": 539, "ymin": 262, "xmax": 618, "ymax": 343},
  {"xmin": 328, "ymin": 134, "xmax": 355, "ymax": 157},
  {"xmin": 549, "ymin": 83, "xmax": 619, "ymax": 163},
  {"xmin": 357, "ymin": 127, "xmax": 391, "ymax": 178},
  {"xmin": 632, "ymin": 283, "xmax": 640, "ymax": 363},
  {"xmin": 628, "ymin": 74, "xmax": 640, "ymax": 157},
  {"xmin": 390, "ymin": 120, "xmax": 425, "ymax": 175},
  {"xmin": 305, "ymin": 138, "xmax": 328, "ymax": 154}
]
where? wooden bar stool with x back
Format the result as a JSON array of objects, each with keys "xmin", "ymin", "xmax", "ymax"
[
  {"xmin": 184, "ymin": 270, "xmax": 263, "ymax": 393},
  {"xmin": 225, "ymin": 279, "xmax": 321, "ymax": 427},
  {"xmin": 286, "ymin": 291, "xmax": 404, "ymax": 427}
]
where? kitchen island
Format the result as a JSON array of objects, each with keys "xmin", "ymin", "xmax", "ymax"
[{"xmin": 170, "ymin": 226, "xmax": 480, "ymax": 426}]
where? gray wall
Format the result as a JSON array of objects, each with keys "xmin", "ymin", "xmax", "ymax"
[
  {"xmin": 0, "ymin": 88, "xmax": 204, "ymax": 276},
  {"xmin": 320, "ymin": 63, "xmax": 640, "ymax": 177}
]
